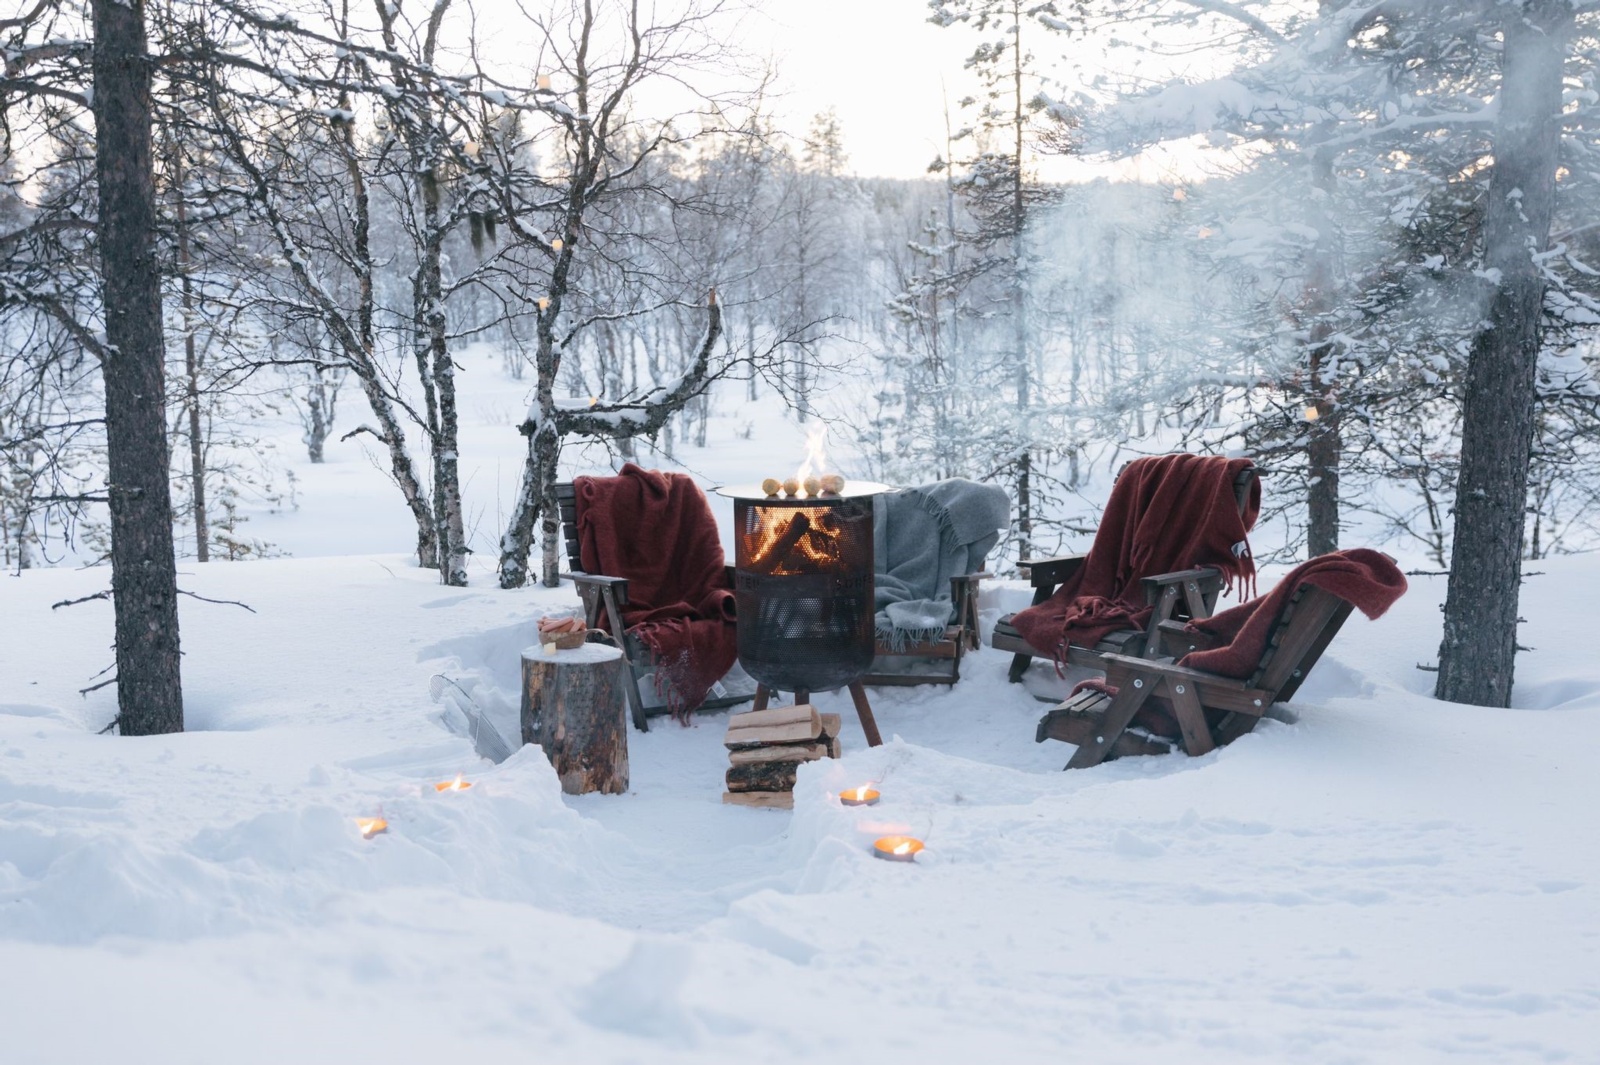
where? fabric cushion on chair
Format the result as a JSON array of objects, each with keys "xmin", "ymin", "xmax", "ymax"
[
  {"xmin": 574, "ymin": 463, "xmax": 737, "ymax": 720},
  {"xmin": 872, "ymin": 478, "xmax": 1010, "ymax": 650},
  {"xmin": 1010, "ymin": 454, "xmax": 1260, "ymax": 665}
]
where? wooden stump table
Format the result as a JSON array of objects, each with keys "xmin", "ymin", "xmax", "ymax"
[{"xmin": 520, "ymin": 642, "xmax": 629, "ymax": 795}]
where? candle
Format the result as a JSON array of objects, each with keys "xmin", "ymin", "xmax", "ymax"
[
  {"xmin": 872, "ymin": 835, "xmax": 923, "ymax": 862},
  {"xmin": 1303, "ymin": 405, "xmax": 1321, "ymax": 422},
  {"xmin": 551, "ymin": 238, "xmax": 565, "ymax": 252},
  {"xmin": 537, "ymin": 74, "xmax": 552, "ymax": 91},
  {"xmin": 356, "ymin": 817, "xmax": 388, "ymax": 838},
  {"xmin": 839, "ymin": 785, "xmax": 880, "ymax": 807},
  {"xmin": 434, "ymin": 774, "xmax": 472, "ymax": 793}
]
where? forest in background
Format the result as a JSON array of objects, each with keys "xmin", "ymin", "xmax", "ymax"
[{"xmin": 4, "ymin": 0, "xmax": 1600, "ymax": 726}]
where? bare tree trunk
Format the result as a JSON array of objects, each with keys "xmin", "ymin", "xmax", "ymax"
[
  {"xmin": 172, "ymin": 153, "xmax": 209, "ymax": 562},
  {"xmin": 1304, "ymin": 147, "xmax": 1341, "ymax": 557},
  {"xmin": 1435, "ymin": 0, "xmax": 1570, "ymax": 708},
  {"xmin": 93, "ymin": 0, "xmax": 183, "ymax": 734}
]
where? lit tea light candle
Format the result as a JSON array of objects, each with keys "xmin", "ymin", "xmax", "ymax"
[
  {"xmin": 434, "ymin": 774, "xmax": 472, "ymax": 793},
  {"xmin": 551, "ymin": 238, "xmax": 565, "ymax": 252},
  {"xmin": 839, "ymin": 785, "xmax": 880, "ymax": 807},
  {"xmin": 1303, "ymin": 405, "xmax": 1321, "ymax": 422},
  {"xmin": 356, "ymin": 817, "xmax": 388, "ymax": 838},
  {"xmin": 872, "ymin": 835, "xmax": 923, "ymax": 862}
]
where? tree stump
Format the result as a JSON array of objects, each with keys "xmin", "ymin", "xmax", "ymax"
[{"xmin": 521, "ymin": 642, "xmax": 629, "ymax": 795}]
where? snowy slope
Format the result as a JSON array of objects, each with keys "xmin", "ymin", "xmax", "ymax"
[{"xmin": 2, "ymin": 543, "xmax": 1597, "ymax": 1063}]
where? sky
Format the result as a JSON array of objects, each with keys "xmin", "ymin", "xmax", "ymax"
[{"xmin": 749, "ymin": 0, "xmax": 982, "ymax": 179}]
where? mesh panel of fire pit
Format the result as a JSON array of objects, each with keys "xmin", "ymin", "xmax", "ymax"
[{"xmin": 717, "ymin": 483, "xmax": 888, "ymax": 693}]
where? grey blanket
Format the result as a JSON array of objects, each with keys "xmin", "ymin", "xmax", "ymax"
[{"xmin": 873, "ymin": 478, "xmax": 1011, "ymax": 649}]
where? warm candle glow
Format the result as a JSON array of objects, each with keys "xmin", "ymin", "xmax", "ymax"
[
  {"xmin": 551, "ymin": 238, "xmax": 565, "ymax": 252},
  {"xmin": 356, "ymin": 817, "xmax": 388, "ymax": 838},
  {"xmin": 872, "ymin": 835, "xmax": 923, "ymax": 862},
  {"xmin": 538, "ymin": 297, "xmax": 550, "ymax": 311},
  {"xmin": 1304, "ymin": 405, "xmax": 1321, "ymax": 422},
  {"xmin": 434, "ymin": 774, "xmax": 472, "ymax": 793},
  {"xmin": 537, "ymin": 74, "xmax": 551, "ymax": 90},
  {"xmin": 840, "ymin": 785, "xmax": 880, "ymax": 807}
]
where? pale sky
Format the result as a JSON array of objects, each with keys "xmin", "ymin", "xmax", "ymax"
[{"xmin": 749, "ymin": 0, "xmax": 982, "ymax": 178}]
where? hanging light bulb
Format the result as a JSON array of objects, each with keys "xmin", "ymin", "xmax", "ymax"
[
  {"xmin": 551, "ymin": 238, "xmax": 565, "ymax": 252},
  {"xmin": 537, "ymin": 74, "xmax": 552, "ymax": 91}
]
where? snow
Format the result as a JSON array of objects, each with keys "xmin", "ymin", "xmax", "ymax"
[
  {"xmin": 3, "ymin": 358, "xmax": 1598, "ymax": 1063},
  {"xmin": 3, "ymin": 535, "xmax": 1599, "ymax": 1061}
]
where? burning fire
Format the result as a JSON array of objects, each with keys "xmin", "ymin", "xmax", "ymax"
[
  {"xmin": 356, "ymin": 817, "xmax": 387, "ymax": 838},
  {"xmin": 435, "ymin": 774, "xmax": 472, "ymax": 793},
  {"xmin": 762, "ymin": 427, "xmax": 845, "ymax": 499},
  {"xmin": 744, "ymin": 505, "xmax": 843, "ymax": 575},
  {"xmin": 893, "ymin": 840, "xmax": 912, "ymax": 856}
]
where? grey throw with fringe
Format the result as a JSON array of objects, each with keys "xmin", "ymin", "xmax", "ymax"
[{"xmin": 872, "ymin": 479, "xmax": 1010, "ymax": 650}]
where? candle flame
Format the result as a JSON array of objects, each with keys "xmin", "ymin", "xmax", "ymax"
[
  {"xmin": 436, "ymin": 774, "xmax": 472, "ymax": 792},
  {"xmin": 893, "ymin": 841, "xmax": 912, "ymax": 855},
  {"xmin": 356, "ymin": 817, "xmax": 387, "ymax": 837}
]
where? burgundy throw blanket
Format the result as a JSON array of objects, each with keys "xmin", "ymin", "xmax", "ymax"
[
  {"xmin": 1178, "ymin": 548, "xmax": 1408, "ymax": 679},
  {"xmin": 1011, "ymin": 454, "xmax": 1260, "ymax": 665},
  {"xmin": 575, "ymin": 464, "xmax": 737, "ymax": 721}
]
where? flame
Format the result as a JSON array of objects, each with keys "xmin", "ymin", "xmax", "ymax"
[
  {"xmin": 436, "ymin": 774, "xmax": 471, "ymax": 792},
  {"xmin": 356, "ymin": 817, "xmax": 387, "ymax": 837},
  {"xmin": 893, "ymin": 840, "xmax": 912, "ymax": 856},
  {"xmin": 795, "ymin": 425, "xmax": 828, "ymax": 487},
  {"xmin": 743, "ymin": 505, "xmax": 843, "ymax": 575}
]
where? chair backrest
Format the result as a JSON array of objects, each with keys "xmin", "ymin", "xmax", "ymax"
[
  {"xmin": 1111, "ymin": 460, "xmax": 1259, "ymax": 521},
  {"xmin": 555, "ymin": 482, "xmax": 584, "ymax": 573},
  {"xmin": 1245, "ymin": 583, "xmax": 1356, "ymax": 701}
]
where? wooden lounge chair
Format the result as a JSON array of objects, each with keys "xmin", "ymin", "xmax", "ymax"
[
  {"xmin": 991, "ymin": 464, "xmax": 1259, "ymax": 683},
  {"xmin": 861, "ymin": 572, "xmax": 985, "ymax": 687},
  {"xmin": 555, "ymin": 481, "xmax": 752, "ymax": 732},
  {"xmin": 1036, "ymin": 580, "xmax": 1355, "ymax": 769}
]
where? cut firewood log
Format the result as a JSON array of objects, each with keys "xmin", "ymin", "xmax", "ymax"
[
  {"xmin": 728, "ymin": 742, "xmax": 829, "ymax": 765},
  {"xmin": 727, "ymin": 703, "xmax": 820, "ymax": 732},
  {"xmin": 722, "ymin": 790, "xmax": 793, "ymax": 809},
  {"xmin": 820, "ymin": 713, "xmax": 842, "ymax": 757},
  {"xmin": 724, "ymin": 718, "xmax": 823, "ymax": 749},
  {"xmin": 726, "ymin": 762, "xmax": 800, "ymax": 792}
]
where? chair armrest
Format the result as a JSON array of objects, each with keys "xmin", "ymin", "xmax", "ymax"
[
  {"xmin": 563, "ymin": 571, "xmax": 630, "ymax": 606},
  {"xmin": 1140, "ymin": 566, "xmax": 1220, "ymax": 592},
  {"xmin": 1098, "ymin": 652, "xmax": 1251, "ymax": 691},
  {"xmin": 1019, "ymin": 554, "xmax": 1086, "ymax": 589}
]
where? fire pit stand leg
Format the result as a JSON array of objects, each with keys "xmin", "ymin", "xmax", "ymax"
[
  {"xmin": 848, "ymin": 682, "xmax": 883, "ymax": 747},
  {"xmin": 751, "ymin": 683, "xmax": 882, "ymax": 749}
]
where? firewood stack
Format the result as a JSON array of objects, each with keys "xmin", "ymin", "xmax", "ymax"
[{"xmin": 721, "ymin": 704, "xmax": 841, "ymax": 809}]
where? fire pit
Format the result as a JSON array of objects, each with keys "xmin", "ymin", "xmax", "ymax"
[{"xmin": 714, "ymin": 479, "xmax": 888, "ymax": 747}]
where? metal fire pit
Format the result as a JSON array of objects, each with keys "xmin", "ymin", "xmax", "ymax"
[{"xmin": 715, "ymin": 482, "xmax": 888, "ymax": 695}]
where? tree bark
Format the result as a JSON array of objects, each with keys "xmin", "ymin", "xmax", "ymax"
[
  {"xmin": 521, "ymin": 643, "xmax": 629, "ymax": 795},
  {"xmin": 93, "ymin": 0, "xmax": 183, "ymax": 734},
  {"xmin": 1435, "ymin": 0, "xmax": 1571, "ymax": 708}
]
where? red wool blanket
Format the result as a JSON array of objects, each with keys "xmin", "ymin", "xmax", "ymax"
[
  {"xmin": 1011, "ymin": 454, "xmax": 1260, "ymax": 664},
  {"xmin": 1178, "ymin": 548, "xmax": 1409, "ymax": 679},
  {"xmin": 575, "ymin": 464, "xmax": 737, "ymax": 721}
]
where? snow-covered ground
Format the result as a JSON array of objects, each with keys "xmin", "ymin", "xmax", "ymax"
[{"xmin": 3, "ymin": 364, "xmax": 1598, "ymax": 1063}]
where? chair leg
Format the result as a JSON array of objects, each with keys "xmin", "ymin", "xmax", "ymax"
[
  {"xmin": 1165, "ymin": 679, "xmax": 1216, "ymax": 757},
  {"xmin": 848, "ymin": 682, "xmax": 883, "ymax": 747},
  {"xmin": 1008, "ymin": 652, "xmax": 1032, "ymax": 684},
  {"xmin": 601, "ymin": 587, "xmax": 648, "ymax": 733},
  {"xmin": 1065, "ymin": 677, "xmax": 1155, "ymax": 770},
  {"xmin": 751, "ymin": 685, "xmax": 770, "ymax": 713}
]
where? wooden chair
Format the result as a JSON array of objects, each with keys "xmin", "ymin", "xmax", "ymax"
[
  {"xmin": 990, "ymin": 464, "xmax": 1259, "ymax": 683},
  {"xmin": 1036, "ymin": 581, "xmax": 1355, "ymax": 769},
  {"xmin": 555, "ymin": 482, "xmax": 752, "ymax": 732},
  {"xmin": 861, "ymin": 573, "xmax": 985, "ymax": 687}
]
